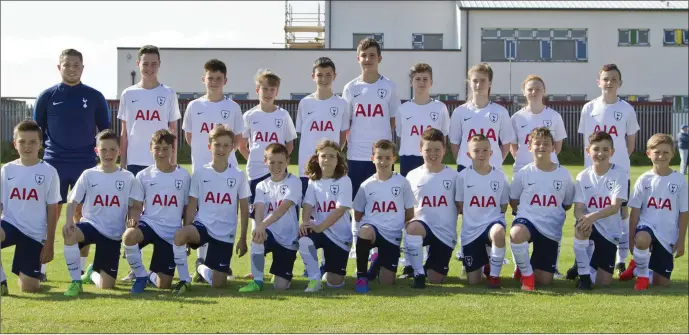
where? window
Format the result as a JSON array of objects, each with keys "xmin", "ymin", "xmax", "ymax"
[
  {"xmin": 664, "ymin": 29, "xmax": 688, "ymax": 46},
  {"xmin": 618, "ymin": 29, "xmax": 650, "ymax": 46},
  {"xmin": 230, "ymin": 93, "xmax": 249, "ymax": 100},
  {"xmin": 353, "ymin": 33, "xmax": 384, "ymax": 49},
  {"xmin": 619, "ymin": 95, "xmax": 650, "ymax": 102},
  {"xmin": 430, "ymin": 94, "xmax": 459, "ymax": 101},
  {"xmin": 412, "ymin": 33, "xmax": 443, "ymax": 50},
  {"xmin": 290, "ymin": 93, "xmax": 310, "ymax": 100},
  {"xmin": 481, "ymin": 28, "xmax": 587, "ymax": 62},
  {"xmin": 663, "ymin": 95, "xmax": 689, "ymax": 111}
]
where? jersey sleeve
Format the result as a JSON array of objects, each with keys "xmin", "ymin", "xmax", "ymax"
[
  {"xmin": 626, "ymin": 177, "xmax": 645, "ymax": 209},
  {"xmin": 68, "ymin": 172, "xmax": 88, "ymax": 204},
  {"xmin": 303, "ymin": 181, "xmax": 316, "ymax": 207},
  {"xmin": 238, "ymin": 172, "xmax": 251, "ymax": 200},
  {"xmin": 128, "ymin": 174, "xmax": 145, "ymax": 202},
  {"xmin": 32, "ymin": 89, "xmax": 49, "ymax": 140},
  {"xmin": 394, "ymin": 105, "xmax": 402, "ymax": 137},
  {"xmin": 352, "ymin": 182, "xmax": 367, "ymax": 212},
  {"xmin": 0, "ymin": 166, "xmax": 5, "ymax": 208},
  {"xmin": 573, "ymin": 173, "xmax": 585, "ymax": 204},
  {"xmin": 188, "ymin": 171, "xmax": 201, "ymax": 199},
  {"xmin": 563, "ymin": 174, "xmax": 575, "ymax": 206},
  {"xmin": 388, "ymin": 84, "xmax": 401, "ymax": 119},
  {"xmin": 286, "ymin": 178, "xmax": 302, "ymax": 206},
  {"xmin": 336, "ymin": 178, "xmax": 353, "ymax": 209},
  {"xmin": 577, "ymin": 105, "xmax": 587, "ymax": 134},
  {"xmin": 509, "ymin": 170, "xmax": 524, "ymax": 200},
  {"xmin": 449, "ymin": 108, "xmax": 462, "ymax": 145},
  {"xmin": 553, "ymin": 112, "xmax": 567, "ymax": 141},
  {"xmin": 455, "ymin": 172, "xmax": 464, "ymax": 203},
  {"xmin": 242, "ymin": 112, "xmax": 251, "ymax": 139},
  {"xmin": 679, "ymin": 178, "xmax": 688, "ymax": 213},
  {"xmin": 117, "ymin": 91, "xmax": 127, "ymax": 121},
  {"xmin": 626, "ymin": 106, "xmax": 640, "ymax": 135},
  {"xmin": 183, "ymin": 173, "xmax": 191, "ymax": 206},
  {"xmin": 94, "ymin": 90, "xmax": 111, "ymax": 131},
  {"xmin": 440, "ymin": 103, "xmax": 450, "ymax": 136},
  {"xmin": 283, "ymin": 112, "xmax": 298, "ymax": 143},
  {"xmin": 613, "ymin": 173, "xmax": 628, "ymax": 202},
  {"xmin": 500, "ymin": 174, "xmax": 510, "ymax": 205},
  {"xmin": 254, "ymin": 182, "xmax": 266, "ymax": 204},
  {"xmin": 47, "ymin": 168, "xmax": 62, "ymax": 205},
  {"xmin": 168, "ymin": 90, "xmax": 181, "ymax": 122},
  {"xmin": 340, "ymin": 99, "xmax": 350, "ymax": 131},
  {"xmin": 233, "ymin": 106, "xmax": 245, "ymax": 135},
  {"xmin": 403, "ymin": 179, "xmax": 415, "ymax": 209},
  {"xmin": 295, "ymin": 99, "xmax": 305, "ymax": 133},
  {"xmin": 499, "ymin": 108, "xmax": 517, "ymax": 145},
  {"xmin": 343, "ymin": 85, "xmax": 354, "ymax": 122},
  {"xmin": 182, "ymin": 102, "xmax": 192, "ymax": 133}
]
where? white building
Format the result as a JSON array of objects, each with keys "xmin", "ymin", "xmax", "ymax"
[{"xmin": 117, "ymin": 1, "xmax": 688, "ymax": 110}]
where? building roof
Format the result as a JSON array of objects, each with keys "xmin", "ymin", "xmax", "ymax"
[{"xmin": 458, "ymin": 1, "xmax": 689, "ymax": 10}]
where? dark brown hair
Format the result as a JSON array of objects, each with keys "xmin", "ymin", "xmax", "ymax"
[
  {"xmin": 151, "ymin": 129, "xmax": 176, "ymax": 146},
  {"xmin": 410, "ymin": 63, "xmax": 433, "ymax": 81},
  {"xmin": 138, "ymin": 45, "xmax": 160, "ymax": 61},
  {"xmin": 204, "ymin": 59, "xmax": 227, "ymax": 76},
  {"xmin": 265, "ymin": 143, "xmax": 289, "ymax": 158},
  {"xmin": 305, "ymin": 139, "xmax": 348, "ymax": 180},
  {"xmin": 96, "ymin": 129, "xmax": 120, "ymax": 146},
  {"xmin": 357, "ymin": 37, "xmax": 381, "ymax": 56},
  {"xmin": 59, "ymin": 49, "xmax": 83, "ymax": 63},
  {"xmin": 13, "ymin": 120, "xmax": 43, "ymax": 141},
  {"xmin": 372, "ymin": 139, "xmax": 397, "ymax": 155},
  {"xmin": 421, "ymin": 128, "xmax": 445, "ymax": 147},
  {"xmin": 588, "ymin": 131, "xmax": 614, "ymax": 148},
  {"xmin": 312, "ymin": 57, "xmax": 336, "ymax": 73},
  {"xmin": 208, "ymin": 124, "xmax": 235, "ymax": 144}
]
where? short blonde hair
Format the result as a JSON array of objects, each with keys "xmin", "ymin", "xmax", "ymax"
[
  {"xmin": 254, "ymin": 68, "xmax": 281, "ymax": 88},
  {"xmin": 208, "ymin": 124, "xmax": 235, "ymax": 144},
  {"xmin": 646, "ymin": 133, "xmax": 674, "ymax": 150}
]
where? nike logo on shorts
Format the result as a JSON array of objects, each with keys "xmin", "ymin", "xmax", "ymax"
[{"xmin": 53, "ymin": 102, "xmax": 63, "ymax": 105}]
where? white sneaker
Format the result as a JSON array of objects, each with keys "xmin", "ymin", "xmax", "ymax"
[
  {"xmin": 553, "ymin": 270, "xmax": 564, "ymax": 279},
  {"xmin": 120, "ymin": 271, "xmax": 136, "ymax": 282}
]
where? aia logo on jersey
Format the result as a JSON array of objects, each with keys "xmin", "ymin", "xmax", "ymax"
[
  {"xmin": 221, "ymin": 110, "xmax": 230, "ymax": 119},
  {"xmin": 377, "ymin": 89, "xmax": 387, "ymax": 99},
  {"xmin": 275, "ymin": 119, "xmax": 283, "ymax": 128},
  {"xmin": 489, "ymin": 113, "xmax": 498, "ymax": 123},
  {"xmin": 553, "ymin": 180, "xmax": 562, "ymax": 191},
  {"xmin": 430, "ymin": 112, "xmax": 439, "ymax": 122},
  {"xmin": 10, "ymin": 188, "xmax": 38, "ymax": 201},
  {"xmin": 280, "ymin": 185, "xmax": 288, "ymax": 196},
  {"xmin": 310, "ymin": 120, "xmax": 334, "ymax": 132},
  {"xmin": 372, "ymin": 201, "xmax": 397, "ymax": 213},
  {"xmin": 227, "ymin": 178, "xmax": 236, "ymax": 189},
  {"xmin": 543, "ymin": 120, "xmax": 552, "ymax": 128},
  {"xmin": 588, "ymin": 196, "xmax": 611, "ymax": 208},
  {"xmin": 35, "ymin": 174, "xmax": 45, "ymax": 185},
  {"xmin": 669, "ymin": 183, "xmax": 679, "ymax": 194},
  {"xmin": 330, "ymin": 107, "xmax": 339, "ymax": 117},
  {"xmin": 594, "ymin": 125, "xmax": 618, "ymax": 136},
  {"xmin": 647, "ymin": 197, "xmax": 672, "ymax": 210},
  {"xmin": 157, "ymin": 96, "xmax": 166, "ymax": 106},
  {"xmin": 330, "ymin": 185, "xmax": 340, "ymax": 195},
  {"xmin": 443, "ymin": 180, "xmax": 452, "ymax": 190},
  {"xmin": 606, "ymin": 180, "xmax": 615, "ymax": 191},
  {"xmin": 355, "ymin": 104, "xmax": 383, "ymax": 117},
  {"xmin": 152, "ymin": 194, "xmax": 178, "ymax": 207},
  {"xmin": 116, "ymin": 180, "xmax": 125, "ymax": 191},
  {"xmin": 391, "ymin": 186, "xmax": 401, "ymax": 197},
  {"xmin": 135, "ymin": 110, "xmax": 161, "ymax": 121},
  {"xmin": 467, "ymin": 128, "xmax": 497, "ymax": 141},
  {"xmin": 491, "ymin": 181, "xmax": 500, "ymax": 192},
  {"xmin": 614, "ymin": 111, "xmax": 622, "ymax": 121},
  {"xmin": 469, "ymin": 195, "xmax": 497, "ymax": 207},
  {"xmin": 175, "ymin": 179, "xmax": 184, "ymax": 190}
]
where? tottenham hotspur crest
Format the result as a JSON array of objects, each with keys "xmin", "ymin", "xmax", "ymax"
[
  {"xmin": 377, "ymin": 88, "xmax": 387, "ymax": 99},
  {"xmin": 614, "ymin": 111, "xmax": 622, "ymax": 121},
  {"xmin": 606, "ymin": 180, "xmax": 615, "ymax": 191},
  {"xmin": 157, "ymin": 96, "xmax": 166, "ymax": 106},
  {"xmin": 490, "ymin": 181, "xmax": 500, "ymax": 192},
  {"xmin": 543, "ymin": 120, "xmax": 552, "ymax": 128},
  {"xmin": 669, "ymin": 183, "xmax": 679, "ymax": 194},
  {"xmin": 489, "ymin": 112, "xmax": 498, "ymax": 123},
  {"xmin": 330, "ymin": 107, "xmax": 339, "ymax": 117},
  {"xmin": 443, "ymin": 180, "xmax": 452, "ymax": 190},
  {"xmin": 275, "ymin": 119, "xmax": 283, "ymax": 128},
  {"xmin": 330, "ymin": 185, "xmax": 340, "ymax": 195},
  {"xmin": 227, "ymin": 178, "xmax": 236, "ymax": 189},
  {"xmin": 391, "ymin": 186, "xmax": 401, "ymax": 197},
  {"xmin": 280, "ymin": 185, "xmax": 289, "ymax": 196},
  {"xmin": 175, "ymin": 179, "xmax": 183, "ymax": 190},
  {"xmin": 35, "ymin": 174, "xmax": 45, "ymax": 185},
  {"xmin": 116, "ymin": 180, "xmax": 125, "ymax": 191},
  {"xmin": 221, "ymin": 110, "xmax": 230, "ymax": 120},
  {"xmin": 553, "ymin": 180, "xmax": 562, "ymax": 191},
  {"xmin": 82, "ymin": 98, "xmax": 88, "ymax": 109},
  {"xmin": 430, "ymin": 112, "xmax": 439, "ymax": 122}
]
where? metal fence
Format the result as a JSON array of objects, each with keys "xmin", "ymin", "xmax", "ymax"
[{"xmin": 3, "ymin": 98, "xmax": 687, "ymax": 153}]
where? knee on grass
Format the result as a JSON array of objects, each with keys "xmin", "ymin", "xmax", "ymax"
[{"xmin": 18, "ymin": 274, "xmax": 40, "ymax": 293}]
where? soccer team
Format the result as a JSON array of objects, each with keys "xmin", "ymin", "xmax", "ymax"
[{"xmin": 0, "ymin": 38, "xmax": 687, "ymax": 297}]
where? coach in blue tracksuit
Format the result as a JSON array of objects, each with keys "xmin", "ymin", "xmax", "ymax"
[{"xmin": 33, "ymin": 48, "xmax": 111, "ymax": 280}]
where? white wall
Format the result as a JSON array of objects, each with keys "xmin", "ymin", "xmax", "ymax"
[
  {"xmin": 116, "ymin": 48, "xmax": 466, "ymax": 100},
  {"xmin": 466, "ymin": 10, "xmax": 689, "ymax": 100},
  {"xmin": 327, "ymin": 0, "xmax": 459, "ymax": 49}
]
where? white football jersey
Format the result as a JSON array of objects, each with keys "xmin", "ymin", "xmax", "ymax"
[
  {"xmin": 578, "ymin": 97, "xmax": 640, "ymax": 171},
  {"xmin": 303, "ymin": 176, "xmax": 353, "ymax": 251},
  {"xmin": 137, "ymin": 165, "xmax": 191, "ymax": 243},
  {"xmin": 574, "ymin": 165, "xmax": 628, "ymax": 244},
  {"xmin": 242, "ymin": 106, "xmax": 298, "ymax": 180},
  {"xmin": 0, "ymin": 160, "xmax": 61, "ymax": 243},
  {"xmin": 406, "ymin": 166, "xmax": 459, "ymax": 248},
  {"xmin": 68, "ymin": 167, "xmax": 144, "ymax": 240},
  {"xmin": 343, "ymin": 75, "xmax": 401, "ymax": 161},
  {"xmin": 511, "ymin": 106, "xmax": 567, "ymax": 173},
  {"xmin": 456, "ymin": 166, "xmax": 510, "ymax": 246},
  {"xmin": 449, "ymin": 101, "xmax": 516, "ymax": 169},
  {"xmin": 254, "ymin": 173, "xmax": 302, "ymax": 250},
  {"xmin": 182, "ymin": 97, "xmax": 245, "ymax": 173},
  {"xmin": 509, "ymin": 163, "xmax": 575, "ymax": 242},
  {"xmin": 295, "ymin": 94, "xmax": 349, "ymax": 177},
  {"xmin": 353, "ymin": 173, "xmax": 415, "ymax": 246},
  {"xmin": 118, "ymin": 84, "xmax": 181, "ymax": 166},
  {"xmin": 628, "ymin": 170, "xmax": 688, "ymax": 253},
  {"xmin": 396, "ymin": 100, "xmax": 450, "ymax": 157},
  {"xmin": 189, "ymin": 163, "xmax": 250, "ymax": 243}
]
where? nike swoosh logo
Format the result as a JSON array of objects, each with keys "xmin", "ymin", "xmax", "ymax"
[
  {"xmin": 368, "ymin": 192, "xmax": 375, "ymax": 196},
  {"xmin": 203, "ymin": 180, "xmax": 211, "ymax": 183},
  {"xmin": 467, "ymin": 185, "xmax": 475, "ymax": 188},
  {"xmin": 528, "ymin": 182, "xmax": 536, "ymax": 186},
  {"xmin": 521, "ymin": 125, "xmax": 527, "ymax": 128},
  {"xmin": 91, "ymin": 184, "xmax": 98, "ymax": 187},
  {"xmin": 219, "ymin": 263, "xmax": 228, "ymax": 267},
  {"xmin": 132, "ymin": 100, "xmax": 138, "ymax": 103},
  {"xmin": 353, "ymin": 93, "xmax": 361, "ymax": 98},
  {"xmin": 591, "ymin": 113, "xmax": 599, "ymax": 117},
  {"xmin": 8, "ymin": 177, "xmax": 15, "ymax": 180},
  {"xmin": 149, "ymin": 183, "xmax": 157, "ymax": 186},
  {"xmin": 53, "ymin": 102, "xmax": 63, "ymax": 105},
  {"xmin": 197, "ymin": 112, "xmax": 204, "ymax": 115},
  {"xmin": 644, "ymin": 186, "xmax": 651, "ymax": 190},
  {"xmin": 463, "ymin": 117, "xmax": 472, "ymax": 121},
  {"xmin": 253, "ymin": 121, "xmax": 260, "ymax": 124},
  {"xmin": 308, "ymin": 111, "xmax": 315, "ymax": 115},
  {"xmin": 417, "ymin": 184, "xmax": 426, "ymax": 188},
  {"xmin": 585, "ymin": 186, "xmax": 592, "ymax": 189}
]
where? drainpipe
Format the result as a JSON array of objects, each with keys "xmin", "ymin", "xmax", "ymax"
[
  {"xmin": 464, "ymin": 9, "xmax": 470, "ymax": 100},
  {"xmin": 130, "ymin": 71, "xmax": 136, "ymax": 85},
  {"xmin": 328, "ymin": 0, "xmax": 332, "ymax": 49}
]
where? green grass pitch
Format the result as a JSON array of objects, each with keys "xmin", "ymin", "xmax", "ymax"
[{"xmin": 1, "ymin": 164, "xmax": 687, "ymax": 333}]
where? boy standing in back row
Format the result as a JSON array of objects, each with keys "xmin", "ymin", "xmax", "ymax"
[{"xmin": 343, "ymin": 37, "xmax": 401, "ymax": 257}]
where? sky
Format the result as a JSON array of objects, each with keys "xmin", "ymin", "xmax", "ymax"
[{"xmin": 1, "ymin": 1, "xmax": 322, "ymax": 99}]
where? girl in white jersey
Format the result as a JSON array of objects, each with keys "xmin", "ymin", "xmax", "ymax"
[{"xmin": 298, "ymin": 140, "xmax": 353, "ymax": 292}]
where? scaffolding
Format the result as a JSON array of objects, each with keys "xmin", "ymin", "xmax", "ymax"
[{"xmin": 284, "ymin": 1, "xmax": 325, "ymax": 49}]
